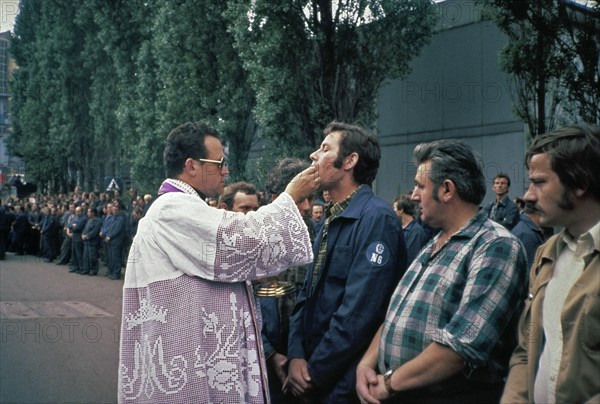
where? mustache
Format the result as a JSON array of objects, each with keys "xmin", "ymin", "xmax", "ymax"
[{"xmin": 524, "ymin": 202, "xmax": 542, "ymax": 214}]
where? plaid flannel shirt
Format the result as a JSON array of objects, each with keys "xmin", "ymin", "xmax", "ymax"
[
  {"xmin": 378, "ymin": 211, "xmax": 527, "ymax": 374},
  {"xmin": 310, "ymin": 185, "xmax": 363, "ymax": 292}
]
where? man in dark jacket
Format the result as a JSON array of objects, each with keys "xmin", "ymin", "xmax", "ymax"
[
  {"xmin": 484, "ymin": 173, "xmax": 520, "ymax": 230},
  {"xmin": 10, "ymin": 205, "xmax": 29, "ymax": 255},
  {"xmin": 104, "ymin": 200, "xmax": 126, "ymax": 280},
  {"xmin": 285, "ymin": 122, "xmax": 407, "ymax": 403},
  {"xmin": 81, "ymin": 207, "xmax": 102, "ymax": 275},
  {"xmin": 40, "ymin": 206, "xmax": 61, "ymax": 262},
  {"xmin": 511, "ymin": 205, "xmax": 549, "ymax": 268},
  {"xmin": 68, "ymin": 206, "xmax": 87, "ymax": 273},
  {"xmin": 55, "ymin": 203, "xmax": 75, "ymax": 265},
  {"xmin": 259, "ymin": 158, "xmax": 316, "ymax": 404},
  {"xmin": 27, "ymin": 203, "xmax": 42, "ymax": 255},
  {"xmin": 0, "ymin": 200, "xmax": 12, "ymax": 260}
]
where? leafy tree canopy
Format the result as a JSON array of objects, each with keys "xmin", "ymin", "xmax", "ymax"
[
  {"xmin": 9, "ymin": 0, "xmax": 436, "ymax": 194},
  {"xmin": 227, "ymin": 0, "xmax": 436, "ymax": 158},
  {"xmin": 481, "ymin": 0, "xmax": 600, "ymax": 137}
]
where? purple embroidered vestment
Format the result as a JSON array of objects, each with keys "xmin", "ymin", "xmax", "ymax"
[{"xmin": 118, "ymin": 179, "xmax": 313, "ymax": 403}]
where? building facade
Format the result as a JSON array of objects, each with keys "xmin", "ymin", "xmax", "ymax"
[{"xmin": 374, "ymin": 0, "xmax": 527, "ymax": 206}]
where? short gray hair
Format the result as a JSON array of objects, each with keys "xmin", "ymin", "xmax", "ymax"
[{"xmin": 413, "ymin": 140, "xmax": 486, "ymax": 205}]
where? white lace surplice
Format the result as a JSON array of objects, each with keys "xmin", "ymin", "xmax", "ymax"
[{"xmin": 118, "ymin": 179, "xmax": 313, "ymax": 403}]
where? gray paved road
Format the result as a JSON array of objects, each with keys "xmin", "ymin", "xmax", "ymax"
[{"xmin": 0, "ymin": 253, "xmax": 123, "ymax": 404}]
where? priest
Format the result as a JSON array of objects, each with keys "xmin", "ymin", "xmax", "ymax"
[{"xmin": 118, "ymin": 122, "xmax": 320, "ymax": 403}]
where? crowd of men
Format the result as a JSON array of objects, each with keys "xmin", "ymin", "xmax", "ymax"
[
  {"xmin": 195, "ymin": 149, "xmax": 563, "ymax": 401},
  {"xmin": 1, "ymin": 120, "xmax": 597, "ymax": 404},
  {"xmin": 0, "ymin": 188, "xmax": 153, "ymax": 280},
  {"xmin": 113, "ymin": 121, "xmax": 598, "ymax": 404}
]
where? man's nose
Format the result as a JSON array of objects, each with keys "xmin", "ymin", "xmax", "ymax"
[{"xmin": 523, "ymin": 184, "xmax": 535, "ymax": 202}]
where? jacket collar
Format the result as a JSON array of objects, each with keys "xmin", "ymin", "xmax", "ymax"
[
  {"xmin": 335, "ymin": 185, "xmax": 374, "ymax": 220},
  {"xmin": 532, "ymin": 222, "xmax": 599, "ymax": 291},
  {"xmin": 543, "ymin": 220, "xmax": 600, "ymax": 263},
  {"xmin": 519, "ymin": 212, "xmax": 543, "ymax": 233},
  {"xmin": 495, "ymin": 194, "xmax": 510, "ymax": 207}
]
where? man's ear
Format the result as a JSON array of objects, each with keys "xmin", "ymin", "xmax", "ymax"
[
  {"xmin": 440, "ymin": 179, "xmax": 456, "ymax": 202},
  {"xmin": 183, "ymin": 158, "xmax": 197, "ymax": 174},
  {"xmin": 344, "ymin": 152, "xmax": 359, "ymax": 171},
  {"xmin": 219, "ymin": 203, "xmax": 228, "ymax": 210}
]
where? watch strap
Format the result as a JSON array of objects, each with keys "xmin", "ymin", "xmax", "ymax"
[{"xmin": 384, "ymin": 369, "xmax": 398, "ymax": 396}]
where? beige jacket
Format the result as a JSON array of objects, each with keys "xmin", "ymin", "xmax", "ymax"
[{"xmin": 502, "ymin": 232, "xmax": 600, "ymax": 403}]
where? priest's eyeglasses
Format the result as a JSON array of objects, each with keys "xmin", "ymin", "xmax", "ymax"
[{"xmin": 196, "ymin": 157, "xmax": 227, "ymax": 170}]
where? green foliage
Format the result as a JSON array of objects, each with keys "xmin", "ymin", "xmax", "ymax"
[
  {"xmin": 480, "ymin": 0, "xmax": 600, "ymax": 136},
  {"xmin": 91, "ymin": 0, "xmax": 163, "ymax": 194},
  {"xmin": 10, "ymin": 0, "xmax": 435, "ymax": 194},
  {"xmin": 151, "ymin": 0, "xmax": 257, "ymax": 183},
  {"xmin": 11, "ymin": 0, "xmax": 87, "ymax": 192},
  {"xmin": 227, "ymin": 0, "xmax": 436, "ymax": 157}
]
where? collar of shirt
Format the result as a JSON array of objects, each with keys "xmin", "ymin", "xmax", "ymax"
[
  {"xmin": 325, "ymin": 185, "xmax": 364, "ymax": 222},
  {"xmin": 403, "ymin": 219, "xmax": 416, "ymax": 231},
  {"xmin": 159, "ymin": 178, "xmax": 206, "ymax": 200},
  {"xmin": 423, "ymin": 211, "xmax": 485, "ymax": 262},
  {"xmin": 309, "ymin": 185, "xmax": 364, "ymax": 293},
  {"xmin": 557, "ymin": 219, "xmax": 600, "ymax": 258},
  {"xmin": 496, "ymin": 195, "xmax": 510, "ymax": 207},
  {"xmin": 442, "ymin": 210, "xmax": 486, "ymax": 241}
]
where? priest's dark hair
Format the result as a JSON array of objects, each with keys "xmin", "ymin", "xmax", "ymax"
[{"xmin": 163, "ymin": 122, "xmax": 219, "ymax": 178}]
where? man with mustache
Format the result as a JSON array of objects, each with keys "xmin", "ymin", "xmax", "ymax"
[{"xmin": 502, "ymin": 124, "xmax": 600, "ymax": 403}]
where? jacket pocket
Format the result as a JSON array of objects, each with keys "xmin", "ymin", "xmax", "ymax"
[{"xmin": 326, "ymin": 245, "xmax": 351, "ymax": 282}]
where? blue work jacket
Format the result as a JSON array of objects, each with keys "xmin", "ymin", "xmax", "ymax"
[
  {"xmin": 105, "ymin": 212, "xmax": 126, "ymax": 245},
  {"xmin": 82, "ymin": 217, "xmax": 103, "ymax": 245},
  {"xmin": 70, "ymin": 214, "xmax": 88, "ymax": 242},
  {"xmin": 511, "ymin": 212, "xmax": 547, "ymax": 268},
  {"xmin": 288, "ymin": 185, "xmax": 407, "ymax": 402},
  {"xmin": 484, "ymin": 195, "xmax": 520, "ymax": 230}
]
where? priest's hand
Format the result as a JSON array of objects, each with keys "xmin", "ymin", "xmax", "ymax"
[{"xmin": 285, "ymin": 166, "xmax": 320, "ymax": 204}]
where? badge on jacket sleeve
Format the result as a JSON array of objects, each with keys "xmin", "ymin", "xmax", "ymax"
[{"xmin": 366, "ymin": 242, "xmax": 390, "ymax": 266}]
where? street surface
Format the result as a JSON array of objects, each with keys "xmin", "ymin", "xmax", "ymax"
[{"xmin": 0, "ymin": 253, "xmax": 123, "ymax": 404}]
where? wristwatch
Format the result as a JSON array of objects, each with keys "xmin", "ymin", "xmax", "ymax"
[{"xmin": 383, "ymin": 369, "xmax": 398, "ymax": 396}]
